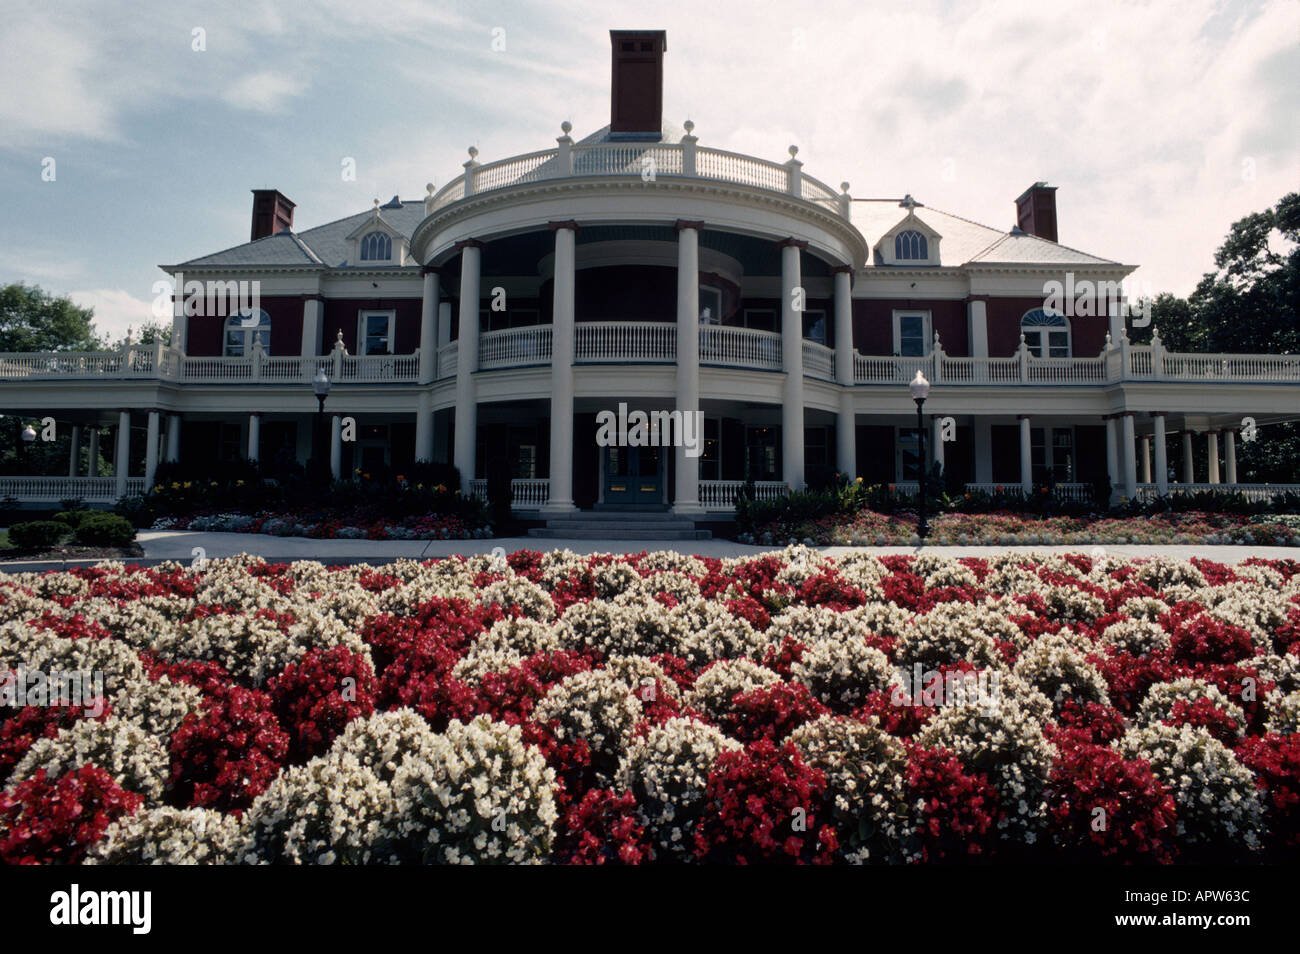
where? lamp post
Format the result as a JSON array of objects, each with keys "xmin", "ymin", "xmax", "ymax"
[
  {"xmin": 20, "ymin": 422, "xmax": 36, "ymax": 474},
  {"xmin": 312, "ymin": 370, "xmax": 331, "ymax": 485},
  {"xmin": 909, "ymin": 370, "xmax": 931, "ymax": 542}
]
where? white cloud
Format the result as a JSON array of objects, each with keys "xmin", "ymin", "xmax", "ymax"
[
  {"xmin": 69, "ymin": 288, "xmax": 163, "ymax": 342},
  {"xmin": 222, "ymin": 71, "xmax": 310, "ymax": 113}
]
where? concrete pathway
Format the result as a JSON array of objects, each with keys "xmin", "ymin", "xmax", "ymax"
[{"xmin": 0, "ymin": 530, "xmax": 1292, "ymax": 573}]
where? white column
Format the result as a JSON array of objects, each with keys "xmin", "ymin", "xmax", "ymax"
[
  {"xmin": 454, "ymin": 240, "xmax": 482, "ymax": 495},
  {"xmin": 415, "ymin": 391, "xmax": 434, "ymax": 462},
  {"xmin": 114, "ymin": 410, "xmax": 131, "ymax": 499},
  {"xmin": 1225, "ymin": 430, "xmax": 1237, "ymax": 485},
  {"xmin": 330, "ymin": 414, "xmax": 343, "ymax": 481},
  {"xmin": 1182, "ymin": 431, "xmax": 1195, "ymax": 483},
  {"xmin": 1121, "ymin": 413, "xmax": 1138, "ymax": 500},
  {"xmin": 967, "ymin": 299, "xmax": 989, "ymax": 360},
  {"xmin": 974, "ymin": 418, "xmax": 992, "ymax": 483},
  {"xmin": 301, "ymin": 297, "xmax": 323, "ymax": 358},
  {"xmin": 418, "ymin": 268, "xmax": 440, "ymax": 385},
  {"xmin": 68, "ymin": 425, "xmax": 81, "ymax": 477},
  {"xmin": 87, "ymin": 428, "xmax": 99, "ymax": 478},
  {"xmin": 1139, "ymin": 435, "xmax": 1151, "ymax": 484},
  {"xmin": 780, "ymin": 239, "xmax": 805, "ymax": 490},
  {"xmin": 544, "ymin": 223, "xmax": 577, "ymax": 514},
  {"xmin": 1153, "ymin": 413, "xmax": 1168, "ymax": 496},
  {"xmin": 833, "ymin": 266, "xmax": 856, "ymax": 479},
  {"xmin": 1105, "ymin": 417, "xmax": 1119, "ymax": 496},
  {"xmin": 1018, "ymin": 415, "xmax": 1032, "ymax": 494},
  {"xmin": 165, "ymin": 414, "xmax": 180, "ymax": 463},
  {"xmin": 172, "ymin": 309, "xmax": 188, "ymax": 356},
  {"xmin": 1207, "ymin": 431, "xmax": 1220, "ymax": 484},
  {"xmin": 673, "ymin": 221, "xmax": 703, "ymax": 513},
  {"xmin": 247, "ymin": 413, "xmax": 261, "ymax": 462},
  {"xmin": 932, "ymin": 415, "xmax": 946, "ymax": 471},
  {"xmin": 145, "ymin": 411, "xmax": 160, "ymax": 490}
]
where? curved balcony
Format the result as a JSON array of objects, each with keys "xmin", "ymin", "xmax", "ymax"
[{"xmin": 427, "ymin": 140, "xmax": 847, "ymax": 219}]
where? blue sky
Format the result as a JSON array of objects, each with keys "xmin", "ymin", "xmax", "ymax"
[{"xmin": 1, "ymin": 0, "xmax": 1296, "ymax": 340}]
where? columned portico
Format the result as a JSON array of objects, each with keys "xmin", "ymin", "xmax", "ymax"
[
  {"xmin": 1207, "ymin": 431, "xmax": 1221, "ymax": 484},
  {"xmin": 1139, "ymin": 435, "xmax": 1151, "ymax": 484},
  {"xmin": 780, "ymin": 238, "xmax": 806, "ymax": 490},
  {"xmin": 1105, "ymin": 415, "xmax": 1119, "ymax": 498},
  {"xmin": 418, "ymin": 267, "xmax": 440, "ymax": 386},
  {"xmin": 114, "ymin": 410, "xmax": 131, "ymax": 499},
  {"xmin": 247, "ymin": 413, "xmax": 261, "ymax": 463},
  {"xmin": 1120, "ymin": 412, "xmax": 1138, "ymax": 500},
  {"xmin": 832, "ymin": 265, "xmax": 856, "ymax": 479},
  {"xmin": 165, "ymin": 414, "xmax": 180, "ymax": 463},
  {"xmin": 1182, "ymin": 431, "xmax": 1195, "ymax": 483},
  {"xmin": 145, "ymin": 411, "xmax": 161, "ymax": 490},
  {"xmin": 672, "ymin": 220, "xmax": 704, "ymax": 514},
  {"xmin": 1152, "ymin": 413, "xmax": 1168, "ymax": 495},
  {"xmin": 1018, "ymin": 415, "xmax": 1032, "ymax": 494},
  {"xmin": 415, "ymin": 391, "xmax": 434, "ymax": 462},
  {"xmin": 1225, "ymin": 430, "xmax": 1237, "ymax": 484},
  {"xmin": 453, "ymin": 239, "xmax": 483, "ymax": 495},
  {"xmin": 543, "ymin": 222, "xmax": 578, "ymax": 514}
]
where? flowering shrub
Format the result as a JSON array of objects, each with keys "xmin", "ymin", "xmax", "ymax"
[{"xmin": 2, "ymin": 549, "xmax": 1297, "ymax": 864}]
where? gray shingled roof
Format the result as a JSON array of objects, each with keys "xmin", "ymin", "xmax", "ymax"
[
  {"xmin": 172, "ymin": 201, "xmax": 426, "ymax": 269},
  {"xmin": 849, "ymin": 199, "xmax": 1120, "ymax": 268}
]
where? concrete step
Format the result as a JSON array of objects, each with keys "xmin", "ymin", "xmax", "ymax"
[
  {"xmin": 527, "ymin": 527, "xmax": 712, "ymax": 540},
  {"xmin": 544, "ymin": 519, "xmax": 698, "ymax": 531}
]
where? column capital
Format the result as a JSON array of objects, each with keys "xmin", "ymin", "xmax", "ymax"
[
  {"xmin": 420, "ymin": 264, "xmax": 441, "ymax": 276},
  {"xmin": 1017, "ymin": 414, "xmax": 1032, "ymax": 421},
  {"xmin": 829, "ymin": 264, "xmax": 855, "ymax": 275},
  {"xmin": 300, "ymin": 293, "xmax": 326, "ymax": 303},
  {"xmin": 1148, "ymin": 410, "xmax": 1166, "ymax": 418},
  {"xmin": 454, "ymin": 238, "xmax": 485, "ymax": 251},
  {"xmin": 547, "ymin": 220, "xmax": 581, "ymax": 233},
  {"xmin": 776, "ymin": 237, "xmax": 809, "ymax": 250},
  {"xmin": 674, "ymin": 219, "xmax": 705, "ymax": 232}
]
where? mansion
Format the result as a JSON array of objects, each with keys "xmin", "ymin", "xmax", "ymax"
[{"xmin": 1, "ymin": 30, "xmax": 1296, "ymax": 522}]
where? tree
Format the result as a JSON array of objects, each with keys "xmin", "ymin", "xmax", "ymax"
[
  {"xmin": 1141, "ymin": 194, "xmax": 1300, "ymax": 483},
  {"xmin": 0, "ymin": 283, "xmax": 98, "ymax": 352}
]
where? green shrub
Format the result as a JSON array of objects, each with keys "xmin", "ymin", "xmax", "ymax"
[
  {"xmin": 74, "ymin": 513, "xmax": 136, "ymax": 548},
  {"xmin": 52, "ymin": 510, "xmax": 92, "ymax": 530},
  {"xmin": 8, "ymin": 520, "xmax": 67, "ymax": 551}
]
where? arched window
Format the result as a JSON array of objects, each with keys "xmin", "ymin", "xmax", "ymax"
[
  {"xmin": 224, "ymin": 309, "xmax": 271, "ymax": 357},
  {"xmin": 1020, "ymin": 308, "xmax": 1070, "ymax": 358},
  {"xmin": 894, "ymin": 230, "xmax": 928, "ymax": 261},
  {"xmin": 360, "ymin": 231, "xmax": 392, "ymax": 261}
]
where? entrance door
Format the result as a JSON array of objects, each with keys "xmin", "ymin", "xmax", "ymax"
[{"xmin": 602, "ymin": 444, "xmax": 664, "ymax": 508}]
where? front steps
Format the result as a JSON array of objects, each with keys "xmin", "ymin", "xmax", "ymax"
[{"xmin": 527, "ymin": 510, "xmax": 712, "ymax": 540}]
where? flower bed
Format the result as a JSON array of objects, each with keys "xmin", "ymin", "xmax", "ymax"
[
  {"xmin": 740, "ymin": 510, "xmax": 1300, "ymax": 548},
  {"xmin": 150, "ymin": 508, "xmax": 491, "ymax": 540},
  {"xmin": 2, "ymin": 548, "xmax": 1299, "ymax": 864}
]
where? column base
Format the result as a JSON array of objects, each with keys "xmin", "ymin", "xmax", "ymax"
[
  {"xmin": 540, "ymin": 500, "xmax": 578, "ymax": 516},
  {"xmin": 671, "ymin": 501, "xmax": 705, "ymax": 516}
]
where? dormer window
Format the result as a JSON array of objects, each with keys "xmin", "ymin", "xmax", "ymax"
[
  {"xmin": 360, "ymin": 231, "xmax": 392, "ymax": 261},
  {"xmin": 894, "ymin": 230, "xmax": 928, "ymax": 261}
]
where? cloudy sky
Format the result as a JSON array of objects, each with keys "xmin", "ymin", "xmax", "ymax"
[{"xmin": 1, "ymin": 0, "xmax": 1296, "ymax": 340}]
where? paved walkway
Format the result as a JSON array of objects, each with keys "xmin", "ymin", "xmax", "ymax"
[
  {"xmin": 0, "ymin": 531, "xmax": 1292, "ymax": 572},
  {"xmin": 37, "ymin": 531, "xmax": 1300, "ymax": 564}
]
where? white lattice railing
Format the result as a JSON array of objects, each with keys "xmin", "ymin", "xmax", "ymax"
[
  {"xmin": 1136, "ymin": 482, "xmax": 1300, "ymax": 502},
  {"xmin": 468, "ymin": 478, "xmax": 550, "ymax": 507},
  {"xmin": 336, "ymin": 353, "xmax": 419, "ymax": 382},
  {"xmin": 699, "ymin": 325, "xmax": 782, "ymax": 370},
  {"xmin": 575, "ymin": 321, "xmax": 676, "ymax": 363},
  {"xmin": 436, "ymin": 342, "xmax": 458, "ymax": 379},
  {"xmin": 478, "ymin": 326, "xmax": 552, "ymax": 369},
  {"xmin": 698, "ymin": 480, "xmax": 788, "ymax": 511},
  {"xmin": 802, "ymin": 341, "xmax": 835, "ymax": 380},
  {"xmin": 854, "ymin": 353, "xmax": 935, "ymax": 384},
  {"xmin": 0, "ymin": 476, "xmax": 145, "ymax": 503}
]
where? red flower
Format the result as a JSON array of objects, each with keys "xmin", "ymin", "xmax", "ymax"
[
  {"xmin": 0, "ymin": 766, "xmax": 142, "ymax": 865},
  {"xmin": 269, "ymin": 646, "xmax": 377, "ymax": 761}
]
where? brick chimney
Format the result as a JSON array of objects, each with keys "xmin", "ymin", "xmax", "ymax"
[
  {"xmin": 609, "ymin": 30, "xmax": 666, "ymax": 139},
  {"xmin": 1015, "ymin": 182, "xmax": 1058, "ymax": 242},
  {"xmin": 250, "ymin": 189, "xmax": 295, "ymax": 241}
]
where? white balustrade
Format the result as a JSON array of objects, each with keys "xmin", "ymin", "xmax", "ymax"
[
  {"xmin": 699, "ymin": 325, "xmax": 782, "ymax": 370},
  {"xmin": 437, "ymin": 342, "xmax": 458, "ymax": 379},
  {"xmin": 574, "ymin": 321, "xmax": 675, "ymax": 363},
  {"xmin": 468, "ymin": 478, "xmax": 551, "ymax": 507},
  {"xmin": 697, "ymin": 480, "xmax": 788, "ymax": 510},
  {"xmin": 802, "ymin": 341, "xmax": 835, "ymax": 380},
  {"xmin": 0, "ymin": 476, "xmax": 145, "ymax": 503},
  {"xmin": 478, "ymin": 325, "xmax": 553, "ymax": 369}
]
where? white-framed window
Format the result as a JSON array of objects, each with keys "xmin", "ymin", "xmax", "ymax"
[
  {"xmin": 699, "ymin": 286, "xmax": 722, "ymax": 325},
  {"xmin": 360, "ymin": 231, "xmax": 392, "ymax": 262},
  {"xmin": 1021, "ymin": 308, "xmax": 1070, "ymax": 358},
  {"xmin": 224, "ymin": 309, "xmax": 270, "ymax": 356},
  {"xmin": 802, "ymin": 308, "xmax": 827, "ymax": 344},
  {"xmin": 895, "ymin": 230, "xmax": 928, "ymax": 261},
  {"xmin": 742, "ymin": 308, "xmax": 777, "ymax": 332},
  {"xmin": 358, "ymin": 310, "xmax": 396, "ymax": 355},
  {"xmin": 892, "ymin": 310, "xmax": 931, "ymax": 357},
  {"xmin": 1031, "ymin": 426, "xmax": 1075, "ymax": 484}
]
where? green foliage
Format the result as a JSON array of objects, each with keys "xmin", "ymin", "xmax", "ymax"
[
  {"xmin": 7, "ymin": 521, "xmax": 68, "ymax": 551},
  {"xmin": 0, "ymin": 282, "xmax": 98, "ymax": 352},
  {"xmin": 73, "ymin": 513, "xmax": 136, "ymax": 547},
  {"xmin": 51, "ymin": 510, "xmax": 92, "ymax": 529}
]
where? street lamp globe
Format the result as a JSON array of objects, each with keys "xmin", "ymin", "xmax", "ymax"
[
  {"xmin": 909, "ymin": 369, "xmax": 931, "ymax": 402},
  {"xmin": 21, "ymin": 424, "xmax": 36, "ymax": 444},
  {"xmin": 312, "ymin": 369, "xmax": 331, "ymax": 399}
]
